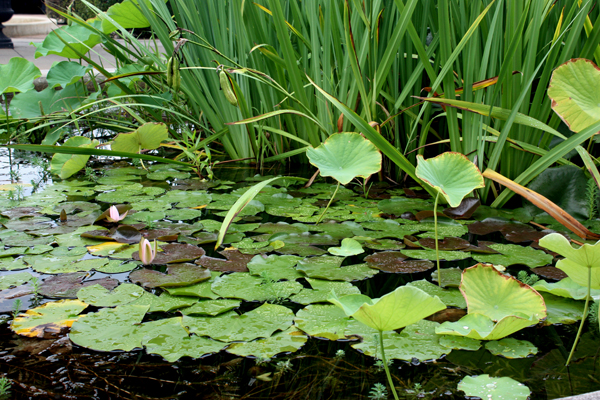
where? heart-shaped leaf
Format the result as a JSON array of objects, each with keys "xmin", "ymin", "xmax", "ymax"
[{"xmin": 111, "ymin": 123, "xmax": 169, "ymax": 153}]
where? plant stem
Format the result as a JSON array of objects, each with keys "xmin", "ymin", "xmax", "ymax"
[
  {"xmin": 379, "ymin": 330, "xmax": 399, "ymax": 400},
  {"xmin": 566, "ymin": 267, "xmax": 591, "ymax": 366},
  {"xmin": 433, "ymin": 192, "xmax": 441, "ymax": 287},
  {"xmin": 316, "ymin": 182, "xmax": 340, "ymax": 225}
]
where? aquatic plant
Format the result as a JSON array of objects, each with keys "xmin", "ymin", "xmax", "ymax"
[
  {"xmin": 105, "ymin": 205, "xmax": 128, "ymax": 223},
  {"xmin": 329, "ymin": 286, "xmax": 446, "ymax": 400},
  {"xmin": 415, "ymin": 152, "xmax": 484, "ymax": 286},
  {"xmin": 138, "ymin": 238, "xmax": 157, "ymax": 265},
  {"xmin": 539, "ymin": 233, "xmax": 600, "ymax": 365}
]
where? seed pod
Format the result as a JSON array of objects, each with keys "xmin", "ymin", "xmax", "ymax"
[
  {"xmin": 171, "ymin": 57, "xmax": 181, "ymax": 93},
  {"xmin": 166, "ymin": 57, "xmax": 174, "ymax": 88},
  {"xmin": 219, "ymin": 69, "xmax": 238, "ymax": 107}
]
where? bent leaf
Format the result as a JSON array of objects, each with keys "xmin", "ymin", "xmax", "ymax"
[{"xmin": 12, "ymin": 299, "xmax": 88, "ymax": 338}]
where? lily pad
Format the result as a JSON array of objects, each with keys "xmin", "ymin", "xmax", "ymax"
[
  {"xmin": 195, "ymin": 250, "xmax": 254, "ymax": 272},
  {"xmin": 542, "ymin": 292, "xmax": 586, "ymax": 325},
  {"xmin": 377, "ymin": 197, "xmax": 433, "ymax": 215},
  {"xmin": 439, "ymin": 335, "xmax": 482, "ymax": 351},
  {"xmin": 0, "ymin": 257, "xmax": 28, "ymax": 271},
  {"xmin": 328, "ymin": 238, "xmax": 364, "ymax": 256},
  {"xmin": 297, "ymin": 257, "xmax": 378, "ymax": 281},
  {"xmin": 183, "ymin": 303, "xmax": 294, "ymax": 342},
  {"xmin": 39, "ymin": 273, "xmax": 119, "ymax": 298},
  {"xmin": 472, "ymin": 243, "xmax": 553, "ymax": 267},
  {"xmin": 246, "ymin": 254, "xmax": 302, "ymax": 281},
  {"xmin": 210, "ymin": 272, "xmax": 303, "ymax": 301},
  {"xmin": 111, "ymin": 123, "xmax": 168, "ymax": 154},
  {"xmin": 419, "ymin": 237, "xmax": 470, "ymax": 251},
  {"xmin": 294, "ymin": 304, "xmax": 350, "ymax": 340},
  {"xmin": 532, "ymin": 278, "xmax": 600, "ymax": 300},
  {"xmin": 274, "ymin": 243, "xmax": 327, "ymax": 257},
  {"xmin": 165, "ymin": 271, "xmax": 220, "ymax": 299},
  {"xmin": 130, "ymin": 263, "xmax": 211, "ymax": 288},
  {"xmin": 407, "ymin": 279, "xmax": 466, "ymax": 308},
  {"xmin": 12, "ymin": 299, "xmax": 88, "ymax": 338},
  {"xmin": 457, "ymin": 374, "xmax": 530, "ymax": 400},
  {"xmin": 290, "ymin": 278, "xmax": 360, "ymax": 305},
  {"xmin": 485, "ymin": 338, "xmax": 538, "ymax": 359},
  {"xmin": 0, "ymin": 272, "xmax": 32, "ymax": 290},
  {"xmin": 77, "ymin": 283, "xmax": 145, "ymax": 307},
  {"xmin": 402, "ymin": 249, "xmax": 471, "ymax": 261},
  {"xmin": 133, "ymin": 243, "xmax": 205, "ymax": 264},
  {"xmin": 226, "ymin": 326, "xmax": 308, "ymax": 359},
  {"xmin": 180, "ymin": 299, "xmax": 241, "ymax": 316}
]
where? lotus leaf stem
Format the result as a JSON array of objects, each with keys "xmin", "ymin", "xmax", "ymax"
[
  {"xmin": 433, "ymin": 192, "xmax": 441, "ymax": 287},
  {"xmin": 566, "ymin": 267, "xmax": 591, "ymax": 366},
  {"xmin": 379, "ymin": 330, "xmax": 399, "ymax": 400},
  {"xmin": 316, "ymin": 182, "xmax": 340, "ymax": 225}
]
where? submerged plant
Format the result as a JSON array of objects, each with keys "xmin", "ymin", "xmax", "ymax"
[
  {"xmin": 539, "ymin": 233, "xmax": 600, "ymax": 365},
  {"xmin": 587, "ymin": 178, "xmax": 598, "ymax": 221},
  {"xmin": 415, "ymin": 153, "xmax": 484, "ymax": 286},
  {"xmin": 0, "ymin": 377, "xmax": 11, "ymax": 399},
  {"xmin": 329, "ymin": 286, "xmax": 445, "ymax": 400},
  {"xmin": 368, "ymin": 383, "xmax": 388, "ymax": 400}
]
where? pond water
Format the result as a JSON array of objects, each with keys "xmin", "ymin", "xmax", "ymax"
[{"xmin": 0, "ymin": 156, "xmax": 598, "ymax": 399}]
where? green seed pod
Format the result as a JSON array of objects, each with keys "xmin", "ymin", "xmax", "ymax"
[
  {"xmin": 219, "ymin": 69, "xmax": 238, "ymax": 107},
  {"xmin": 172, "ymin": 58, "xmax": 181, "ymax": 93},
  {"xmin": 166, "ymin": 57, "xmax": 174, "ymax": 88}
]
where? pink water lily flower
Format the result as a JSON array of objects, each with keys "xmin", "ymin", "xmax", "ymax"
[
  {"xmin": 106, "ymin": 205, "xmax": 128, "ymax": 223},
  {"xmin": 139, "ymin": 238, "xmax": 157, "ymax": 265}
]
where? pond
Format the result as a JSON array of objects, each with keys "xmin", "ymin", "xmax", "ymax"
[{"xmin": 0, "ymin": 155, "xmax": 598, "ymax": 400}]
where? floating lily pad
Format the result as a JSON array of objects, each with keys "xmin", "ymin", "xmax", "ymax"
[
  {"xmin": 87, "ymin": 242, "xmax": 137, "ymax": 259},
  {"xmin": 165, "ymin": 271, "xmax": 220, "ymax": 299},
  {"xmin": 146, "ymin": 169, "xmax": 191, "ymax": 180},
  {"xmin": 0, "ymin": 257, "xmax": 27, "ymax": 271},
  {"xmin": 407, "ymin": 279, "xmax": 466, "ymax": 308},
  {"xmin": 485, "ymin": 338, "xmax": 538, "ymax": 359},
  {"xmin": 432, "ymin": 267, "xmax": 463, "ymax": 287},
  {"xmin": 472, "ymin": 243, "xmax": 553, "ymax": 267},
  {"xmin": 12, "ymin": 299, "xmax": 88, "ymax": 338},
  {"xmin": 402, "ymin": 249, "xmax": 471, "ymax": 261},
  {"xmin": 3, "ymin": 232, "xmax": 56, "ymax": 247},
  {"xmin": 0, "ymin": 247, "xmax": 28, "ymax": 258},
  {"xmin": 377, "ymin": 197, "xmax": 433, "ymax": 215},
  {"xmin": 247, "ymin": 255, "xmax": 302, "ymax": 281},
  {"xmin": 195, "ymin": 250, "xmax": 254, "ymax": 272},
  {"xmin": 133, "ymin": 243, "xmax": 205, "ymax": 264},
  {"xmin": 130, "ymin": 263, "xmax": 211, "ymax": 288},
  {"xmin": 183, "ymin": 303, "xmax": 294, "ymax": 342},
  {"xmin": 226, "ymin": 326, "xmax": 308, "ymax": 359},
  {"xmin": 166, "ymin": 209, "xmax": 204, "ymax": 221},
  {"xmin": 39, "ymin": 273, "xmax": 119, "ymax": 298},
  {"xmin": 457, "ymin": 374, "xmax": 531, "ymax": 400},
  {"xmin": 361, "ymin": 238, "xmax": 405, "ymax": 251},
  {"xmin": 328, "ymin": 238, "xmax": 364, "ymax": 256},
  {"xmin": 531, "ymin": 266, "xmax": 567, "ymax": 281},
  {"xmin": 274, "ymin": 243, "xmax": 327, "ymax": 257},
  {"xmin": 417, "ymin": 220, "xmax": 469, "ymax": 238},
  {"xmin": 0, "ymin": 272, "xmax": 32, "ymax": 290},
  {"xmin": 134, "ymin": 291, "xmax": 198, "ymax": 313},
  {"xmin": 439, "ymin": 335, "xmax": 482, "ymax": 351},
  {"xmin": 297, "ymin": 257, "xmax": 378, "ymax": 281},
  {"xmin": 122, "ymin": 210, "xmax": 166, "ymax": 223},
  {"xmin": 69, "ymin": 304, "xmax": 149, "ymax": 351},
  {"xmin": 77, "ymin": 283, "xmax": 145, "ymax": 307},
  {"xmin": 180, "ymin": 299, "xmax": 241, "ymax": 316},
  {"xmin": 290, "ymin": 278, "xmax": 360, "ymax": 305},
  {"xmin": 31, "ymin": 257, "xmax": 109, "ymax": 274},
  {"xmin": 419, "ymin": 237, "xmax": 470, "ymax": 251},
  {"xmin": 294, "ymin": 304, "xmax": 350, "ymax": 340},
  {"xmin": 210, "ymin": 272, "xmax": 303, "ymax": 301},
  {"xmin": 96, "ymin": 260, "xmax": 138, "ymax": 273}
]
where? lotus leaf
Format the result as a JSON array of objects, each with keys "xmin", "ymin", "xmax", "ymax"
[
  {"xmin": 532, "ymin": 278, "xmax": 600, "ymax": 300},
  {"xmin": 226, "ymin": 326, "xmax": 308, "ymax": 359},
  {"xmin": 439, "ymin": 335, "xmax": 482, "ymax": 351},
  {"xmin": 328, "ymin": 238, "xmax": 364, "ymax": 256},
  {"xmin": 180, "ymin": 299, "xmax": 241, "ymax": 316},
  {"xmin": 472, "ymin": 243, "xmax": 553, "ymax": 267},
  {"xmin": 290, "ymin": 278, "xmax": 360, "ymax": 305},
  {"xmin": 294, "ymin": 304, "xmax": 350, "ymax": 340},
  {"xmin": 130, "ymin": 263, "xmax": 211, "ymax": 288},
  {"xmin": 101, "ymin": 0, "xmax": 154, "ymax": 32},
  {"xmin": 407, "ymin": 280, "xmax": 466, "ymax": 308},
  {"xmin": 297, "ymin": 257, "xmax": 378, "ymax": 281},
  {"xmin": 541, "ymin": 293, "xmax": 587, "ymax": 325},
  {"xmin": 46, "ymin": 61, "xmax": 91, "ymax": 88},
  {"xmin": 183, "ymin": 303, "xmax": 294, "ymax": 342},
  {"xmin": 12, "ymin": 299, "xmax": 88, "ymax": 338},
  {"xmin": 457, "ymin": 374, "xmax": 530, "ymax": 400},
  {"xmin": 436, "ymin": 312, "xmax": 542, "ymax": 341},
  {"xmin": 111, "ymin": 123, "xmax": 168, "ymax": 154},
  {"xmin": 211, "ymin": 272, "xmax": 303, "ymax": 301},
  {"xmin": 33, "ymin": 22, "xmax": 102, "ymax": 58},
  {"xmin": 77, "ymin": 283, "xmax": 145, "ymax": 307},
  {"xmin": 485, "ymin": 338, "xmax": 538, "ymax": 359},
  {"xmin": 69, "ymin": 304, "xmax": 149, "ymax": 351},
  {"xmin": 306, "ymin": 132, "xmax": 381, "ymax": 185},
  {"xmin": 246, "ymin": 255, "xmax": 302, "ymax": 280},
  {"xmin": 0, "ymin": 57, "xmax": 41, "ymax": 94}
]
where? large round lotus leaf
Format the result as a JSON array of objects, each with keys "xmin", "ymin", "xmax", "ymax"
[
  {"xmin": 351, "ymin": 320, "xmax": 449, "ymax": 361},
  {"xmin": 0, "ymin": 271, "xmax": 32, "ymax": 290},
  {"xmin": 111, "ymin": 123, "xmax": 168, "ymax": 153},
  {"xmin": 164, "ymin": 271, "xmax": 220, "ymax": 299},
  {"xmin": 183, "ymin": 303, "xmax": 294, "ymax": 342},
  {"xmin": 290, "ymin": 278, "xmax": 360, "ymax": 305},
  {"xmin": 457, "ymin": 374, "xmax": 530, "ymax": 400},
  {"xmin": 140, "ymin": 317, "xmax": 228, "ymax": 362},
  {"xmin": 306, "ymin": 132, "xmax": 381, "ymax": 185},
  {"xmin": 461, "ymin": 264, "xmax": 546, "ymax": 321},
  {"xmin": 0, "ymin": 57, "xmax": 41, "ymax": 94},
  {"xmin": 133, "ymin": 243, "xmax": 205, "ymax": 264},
  {"xmin": 77, "ymin": 283, "xmax": 145, "ymax": 307},
  {"xmin": 129, "ymin": 264, "xmax": 211, "ymax": 288},
  {"xmin": 532, "ymin": 278, "xmax": 600, "ymax": 300},
  {"xmin": 247, "ymin": 254, "xmax": 303, "ymax": 280},
  {"xmin": 39, "ymin": 273, "xmax": 118, "ymax": 298},
  {"xmin": 180, "ymin": 299, "xmax": 241, "ymax": 316},
  {"xmin": 485, "ymin": 338, "xmax": 538, "ymax": 359},
  {"xmin": 11, "ymin": 299, "xmax": 88, "ymax": 338},
  {"xmin": 227, "ymin": 326, "xmax": 308, "ymax": 359},
  {"xmin": 435, "ymin": 312, "xmax": 541, "ymax": 341},
  {"xmin": 541, "ymin": 292, "xmax": 585, "ymax": 325},
  {"xmin": 407, "ymin": 279, "xmax": 466, "ymax": 308},
  {"xmin": 195, "ymin": 250, "xmax": 254, "ymax": 272},
  {"xmin": 415, "ymin": 153, "xmax": 484, "ymax": 207},
  {"xmin": 297, "ymin": 257, "xmax": 378, "ymax": 281},
  {"xmin": 548, "ymin": 58, "xmax": 600, "ymax": 133},
  {"xmin": 329, "ymin": 285, "xmax": 446, "ymax": 332},
  {"xmin": 69, "ymin": 304, "xmax": 149, "ymax": 351},
  {"xmin": 402, "ymin": 249, "xmax": 471, "ymax": 261},
  {"xmin": 210, "ymin": 272, "xmax": 303, "ymax": 301},
  {"xmin": 439, "ymin": 335, "xmax": 482, "ymax": 351},
  {"xmin": 294, "ymin": 304, "xmax": 350, "ymax": 340},
  {"xmin": 328, "ymin": 238, "xmax": 364, "ymax": 256},
  {"xmin": 472, "ymin": 243, "xmax": 553, "ymax": 268}
]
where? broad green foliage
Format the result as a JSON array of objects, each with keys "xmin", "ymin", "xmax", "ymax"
[
  {"xmin": 458, "ymin": 375, "xmax": 530, "ymax": 400},
  {"xmin": 472, "ymin": 243, "xmax": 553, "ymax": 267},
  {"xmin": 12, "ymin": 300, "xmax": 88, "ymax": 338},
  {"xmin": 533, "ymin": 278, "xmax": 600, "ymax": 300},
  {"xmin": 0, "ymin": 272, "xmax": 33, "ymax": 290},
  {"xmin": 77, "ymin": 283, "xmax": 145, "ymax": 307},
  {"xmin": 0, "ymin": 58, "xmax": 41, "ymax": 94},
  {"xmin": 548, "ymin": 59, "xmax": 600, "ymax": 133},
  {"xmin": 294, "ymin": 304, "xmax": 350, "ymax": 341},
  {"xmin": 226, "ymin": 326, "xmax": 308, "ymax": 359},
  {"xmin": 51, "ymin": 136, "xmax": 100, "ymax": 179},
  {"xmin": 327, "ymin": 238, "xmax": 364, "ymax": 256},
  {"xmin": 484, "ymin": 338, "xmax": 538, "ymax": 359},
  {"xmin": 111, "ymin": 123, "xmax": 169, "ymax": 154},
  {"xmin": 306, "ymin": 132, "xmax": 382, "ymax": 185},
  {"xmin": 100, "ymin": 0, "xmax": 154, "ymax": 33},
  {"xmin": 33, "ymin": 21, "xmax": 103, "ymax": 58},
  {"xmin": 46, "ymin": 61, "xmax": 92, "ymax": 89}
]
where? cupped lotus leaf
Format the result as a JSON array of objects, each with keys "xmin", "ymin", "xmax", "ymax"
[
  {"xmin": 485, "ymin": 338, "xmax": 538, "ymax": 359},
  {"xmin": 101, "ymin": 0, "xmax": 153, "ymax": 32},
  {"xmin": 0, "ymin": 57, "xmax": 41, "ymax": 94},
  {"xmin": 329, "ymin": 285, "xmax": 446, "ymax": 332},
  {"xmin": 76, "ymin": 283, "xmax": 145, "ymax": 307},
  {"xmin": 133, "ymin": 243, "xmax": 205, "ymax": 264},
  {"xmin": 129, "ymin": 263, "xmax": 211, "ymax": 288},
  {"xmin": 210, "ymin": 272, "xmax": 303, "ymax": 301},
  {"xmin": 472, "ymin": 243, "xmax": 553, "ymax": 268},
  {"xmin": 111, "ymin": 123, "xmax": 169, "ymax": 153},
  {"xmin": 402, "ymin": 249, "xmax": 471, "ymax": 261},
  {"xmin": 290, "ymin": 278, "xmax": 360, "ymax": 305},
  {"xmin": 294, "ymin": 304, "xmax": 350, "ymax": 340},
  {"xmin": 439, "ymin": 335, "xmax": 482, "ymax": 351},
  {"xmin": 436, "ymin": 312, "xmax": 541, "ymax": 341},
  {"xmin": 183, "ymin": 303, "xmax": 294, "ymax": 342},
  {"xmin": 297, "ymin": 257, "xmax": 378, "ymax": 281},
  {"xmin": 139, "ymin": 317, "xmax": 227, "ymax": 362},
  {"xmin": 461, "ymin": 264, "xmax": 546, "ymax": 321},
  {"xmin": 246, "ymin": 254, "xmax": 303, "ymax": 280},
  {"xmin": 555, "ymin": 259, "xmax": 600, "ymax": 291},
  {"xmin": 548, "ymin": 58, "xmax": 600, "ymax": 133},
  {"xmin": 532, "ymin": 278, "xmax": 600, "ymax": 300},
  {"xmin": 195, "ymin": 250, "xmax": 254, "ymax": 272},
  {"xmin": 541, "ymin": 292, "xmax": 585, "ymax": 325},
  {"xmin": 407, "ymin": 279, "xmax": 466, "ymax": 308},
  {"xmin": 180, "ymin": 299, "xmax": 241, "ymax": 316},
  {"xmin": 39, "ymin": 273, "xmax": 118, "ymax": 299},
  {"xmin": 327, "ymin": 238, "xmax": 364, "ymax": 256},
  {"xmin": 69, "ymin": 304, "xmax": 149, "ymax": 351},
  {"xmin": 415, "ymin": 153, "xmax": 484, "ymax": 207},
  {"xmin": 12, "ymin": 299, "xmax": 88, "ymax": 338},
  {"xmin": 226, "ymin": 326, "xmax": 308, "ymax": 359},
  {"xmin": 306, "ymin": 132, "xmax": 381, "ymax": 185},
  {"xmin": 457, "ymin": 374, "xmax": 531, "ymax": 400},
  {"xmin": 46, "ymin": 61, "xmax": 91, "ymax": 88},
  {"xmin": 0, "ymin": 272, "xmax": 33, "ymax": 290},
  {"xmin": 165, "ymin": 271, "xmax": 220, "ymax": 299},
  {"xmin": 351, "ymin": 320, "xmax": 449, "ymax": 361},
  {"xmin": 51, "ymin": 136, "xmax": 100, "ymax": 179},
  {"xmin": 33, "ymin": 22, "xmax": 102, "ymax": 58}
]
